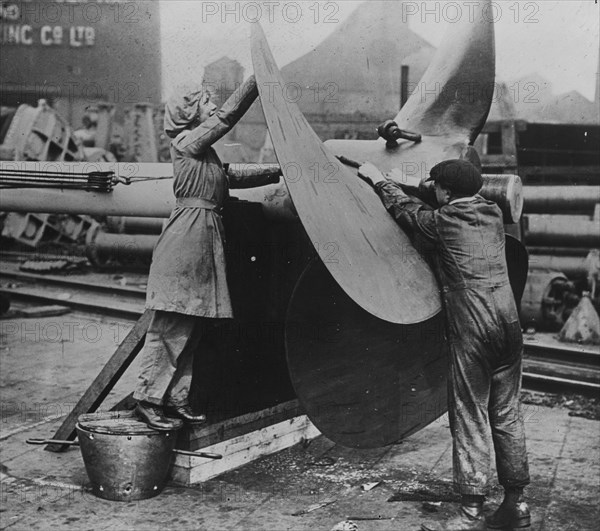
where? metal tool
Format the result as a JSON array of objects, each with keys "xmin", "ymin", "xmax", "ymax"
[{"xmin": 26, "ymin": 438, "xmax": 222, "ymax": 459}]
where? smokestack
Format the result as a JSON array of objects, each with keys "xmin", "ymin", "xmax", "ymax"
[
  {"xmin": 400, "ymin": 65, "xmax": 409, "ymax": 109},
  {"xmin": 595, "ymin": 51, "xmax": 600, "ymax": 105}
]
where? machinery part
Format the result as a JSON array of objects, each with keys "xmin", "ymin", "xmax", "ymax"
[
  {"xmin": 0, "ymin": 101, "xmax": 84, "ymax": 162},
  {"xmin": 286, "ymin": 233, "xmax": 529, "ymax": 448},
  {"xmin": 393, "ymin": 0, "xmax": 494, "ymax": 142},
  {"xmin": 523, "ymin": 186, "xmax": 600, "ymax": 214},
  {"xmin": 285, "ymin": 258, "xmax": 447, "ymax": 448},
  {"xmin": 224, "ymin": 163, "xmax": 281, "ymax": 189},
  {"xmin": 252, "ymin": 21, "xmax": 441, "ymax": 325},
  {"xmin": 1, "ymin": 212, "xmax": 97, "ymax": 247},
  {"xmin": 0, "ymin": 161, "xmax": 297, "ymax": 221},
  {"xmin": 377, "ymin": 119, "xmax": 422, "ymax": 148},
  {"xmin": 520, "ymin": 271, "xmax": 579, "ymax": 331},
  {"xmin": 1, "ymin": 212, "xmax": 52, "ymax": 247},
  {"xmin": 528, "ymin": 255, "xmax": 600, "ymax": 279},
  {"xmin": 105, "ymin": 216, "xmax": 165, "ymax": 235},
  {"xmin": 0, "ymin": 160, "xmax": 521, "ymax": 224},
  {"xmin": 523, "ymin": 214, "xmax": 600, "ymax": 247},
  {"xmin": 85, "ymin": 225, "xmax": 158, "ymax": 266},
  {"xmin": 0, "ymin": 167, "xmax": 120, "ymax": 192}
]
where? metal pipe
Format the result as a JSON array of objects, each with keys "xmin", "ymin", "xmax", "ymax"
[
  {"xmin": 523, "ymin": 186, "xmax": 600, "ymax": 214},
  {"xmin": 418, "ymin": 173, "xmax": 523, "ymax": 224},
  {"xmin": 479, "ymin": 174, "xmax": 523, "ymax": 224},
  {"xmin": 0, "ymin": 161, "xmax": 297, "ymax": 221},
  {"xmin": 528, "ymin": 255, "xmax": 590, "ymax": 278},
  {"xmin": 1, "ymin": 161, "xmax": 524, "ymax": 224},
  {"xmin": 524, "ymin": 214, "xmax": 600, "ymax": 247},
  {"xmin": 527, "ymin": 246, "xmax": 592, "ymax": 257},
  {"xmin": 105, "ymin": 216, "xmax": 165, "ymax": 234},
  {"xmin": 85, "ymin": 227, "xmax": 158, "ymax": 265}
]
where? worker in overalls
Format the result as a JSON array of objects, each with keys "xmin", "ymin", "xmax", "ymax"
[
  {"xmin": 358, "ymin": 159, "xmax": 530, "ymax": 531},
  {"xmin": 133, "ymin": 76, "xmax": 280, "ymax": 431}
]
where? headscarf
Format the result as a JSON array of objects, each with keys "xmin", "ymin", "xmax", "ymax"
[{"xmin": 163, "ymin": 88, "xmax": 206, "ymax": 139}]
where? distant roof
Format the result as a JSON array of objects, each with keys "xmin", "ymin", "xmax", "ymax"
[{"xmin": 282, "ymin": 1, "xmax": 435, "ymax": 92}]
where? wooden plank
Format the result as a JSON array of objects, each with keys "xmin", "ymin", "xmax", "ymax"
[
  {"xmin": 183, "ymin": 399, "xmax": 302, "ymax": 450},
  {"xmin": 171, "ymin": 415, "xmax": 320, "ymax": 485},
  {"xmin": 285, "ymin": 259, "xmax": 447, "ymax": 449},
  {"xmin": 45, "ymin": 309, "xmax": 153, "ymax": 452},
  {"xmin": 251, "ymin": 22, "xmax": 440, "ymax": 325}
]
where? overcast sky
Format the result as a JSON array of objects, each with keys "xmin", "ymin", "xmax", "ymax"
[{"xmin": 160, "ymin": 0, "xmax": 599, "ymax": 101}]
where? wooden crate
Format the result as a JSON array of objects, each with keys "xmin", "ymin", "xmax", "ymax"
[{"xmin": 171, "ymin": 400, "xmax": 320, "ymax": 485}]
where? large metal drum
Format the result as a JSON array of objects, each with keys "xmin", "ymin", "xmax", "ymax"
[{"xmin": 76, "ymin": 411, "xmax": 180, "ymax": 502}]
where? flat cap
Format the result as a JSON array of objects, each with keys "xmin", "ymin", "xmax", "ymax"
[{"xmin": 426, "ymin": 159, "xmax": 483, "ymax": 196}]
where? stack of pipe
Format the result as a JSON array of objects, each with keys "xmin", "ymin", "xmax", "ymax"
[
  {"xmin": 523, "ymin": 186, "xmax": 600, "ymax": 279},
  {"xmin": 86, "ymin": 217, "xmax": 165, "ymax": 267},
  {"xmin": 85, "ymin": 224, "xmax": 159, "ymax": 267}
]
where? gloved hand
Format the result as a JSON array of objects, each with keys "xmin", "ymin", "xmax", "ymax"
[
  {"xmin": 268, "ymin": 170, "xmax": 281, "ymax": 184},
  {"xmin": 357, "ymin": 161, "xmax": 387, "ymax": 187},
  {"xmin": 224, "ymin": 163, "xmax": 281, "ymax": 189}
]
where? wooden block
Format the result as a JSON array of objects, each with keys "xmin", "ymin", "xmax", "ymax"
[
  {"xmin": 171, "ymin": 415, "xmax": 320, "ymax": 485},
  {"xmin": 181, "ymin": 399, "xmax": 303, "ymax": 451}
]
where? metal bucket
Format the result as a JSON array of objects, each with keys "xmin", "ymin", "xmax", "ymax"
[
  {"xmin": 26, "ymin": 410, "xmax": 222, "ymax": 502},
  {"xmin": 76, "ymin": 410, "xmax": 179, "ymax": 501}
]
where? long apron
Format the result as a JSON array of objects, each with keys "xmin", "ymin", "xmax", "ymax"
[{"xmin": 145, "ymin": 145, "xmax": 232, "ymax": 318}]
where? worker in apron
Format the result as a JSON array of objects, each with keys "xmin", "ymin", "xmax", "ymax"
[
  {"xmin": 358, "ymin": 159, "xmax": 530, "ymax": 531},
  {"xmin": 133, "ymin": 76, "xmax": 280, "ymax": 431}
]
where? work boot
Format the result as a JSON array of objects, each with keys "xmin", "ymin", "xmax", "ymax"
[
  {"xmin": 135, "ymin": 401, "xmax": 183, "ymax": 431},
  {"xmin": 487, "ymin": 489, "xmax": 531, "ymax": 529},
  {"xmin": 421, "ymin": 499, "xmax": 485, "ymax": 531},
  {"xmin": 164, "ymin": 403, "xmax": 207, "ymax": 425}
]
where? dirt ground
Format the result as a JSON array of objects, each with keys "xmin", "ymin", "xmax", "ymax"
[{"xmin": 1, "ymin": 310, "xmax": 599, "ymax": 530}]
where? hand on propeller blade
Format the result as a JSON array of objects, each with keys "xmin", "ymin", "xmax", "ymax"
[{"xmin": 357, "ymin": 161, "xmax": 387, "ymax": 187}]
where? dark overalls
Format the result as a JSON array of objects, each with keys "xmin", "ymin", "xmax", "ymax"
[{"xmin": 375, "ymin": 181, "xmax": 530, "ymax": 495}]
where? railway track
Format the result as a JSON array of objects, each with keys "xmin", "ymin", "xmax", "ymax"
[
  {"xmin": 522, "ymin": 340, "xmax": 600, "ymax": 393},
  {"xmin": 0, "ymin": 265, "xmax": 144, "ymax": 320},
  {"xmin": 1, "ymin": 265, "xmax": 599, "ymax": 393}
]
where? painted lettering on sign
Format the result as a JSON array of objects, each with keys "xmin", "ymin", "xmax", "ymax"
[
  {"xmin": 0, "ymin": 23, "xmax": 94, "ymax": 45},
  {"xmin": 0, "ymin": 2, "xmax": 95, "ymax": 46}
]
